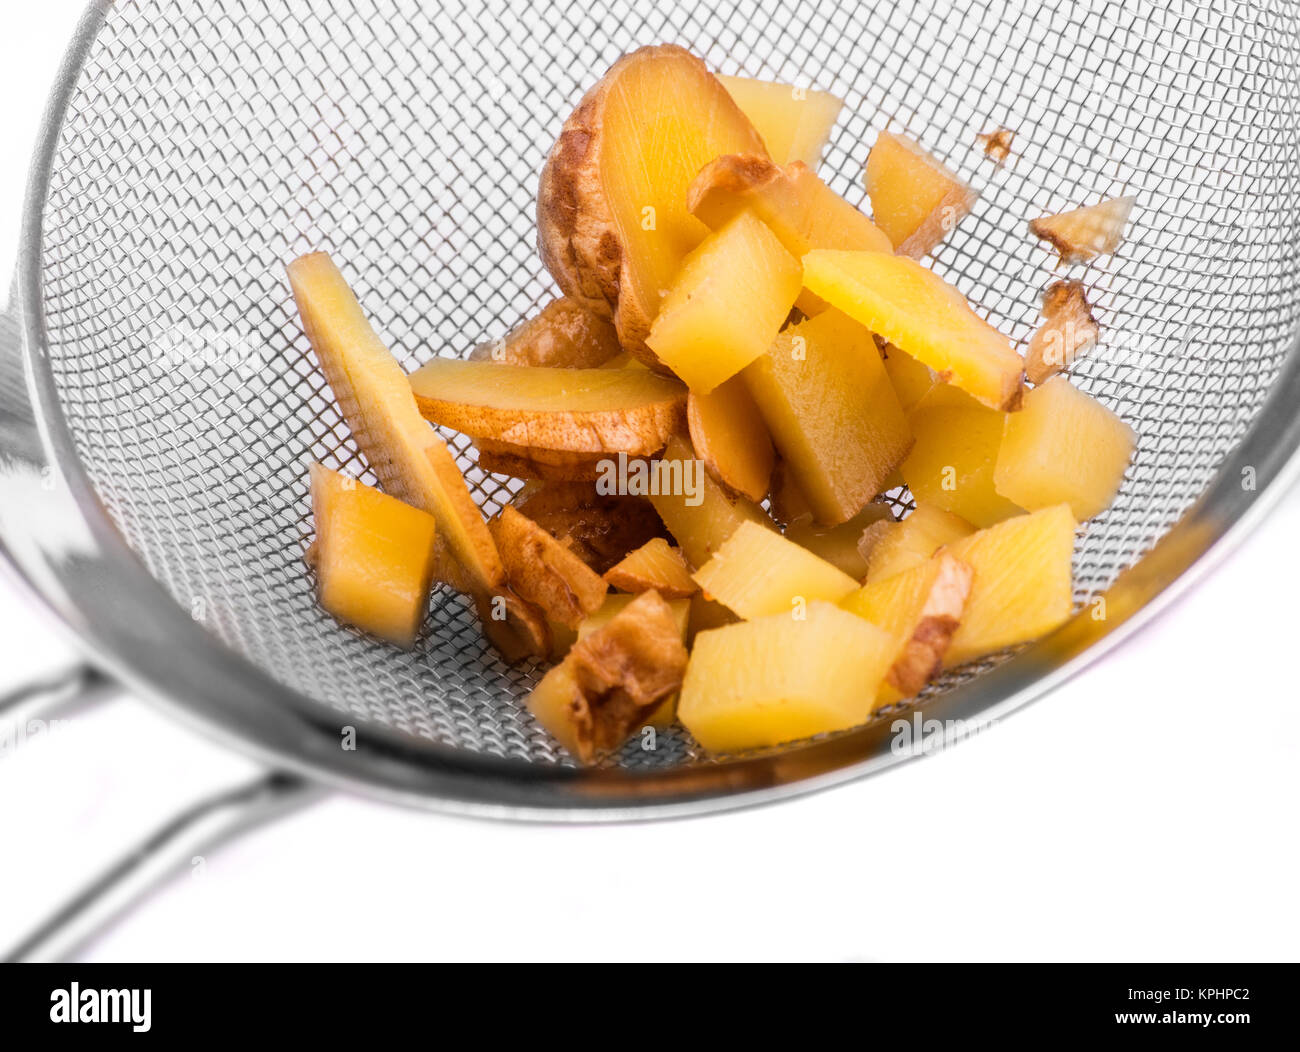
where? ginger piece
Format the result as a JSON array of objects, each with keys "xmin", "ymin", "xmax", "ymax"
[
  {"xmin": 537, "ymin": 44, "xmax": 768, "ymax": 366},
  {"xmin": 489, "ymin": 506, "xmax": 608, "ymax": 630},
  {"xmin": 976, "ymin": 127, "xmax": 1015, "ymax": 165},
  {"xmin": 604, "ymin": 538, "xmax": 699, "ymax": 598},
  {"xmin": 645, "ymin": 209, "xmax": 802, "ymax": 394},
  {"xmin": 578, "ymin": 592, "xmax": 691, "ymax": 728},
  {"xmin": 687, "ymin": 376, "xmax": 775, "ymax": 502},
  {"xmin": 1029, "ymin": 195, "xmax": 1136, "ymax": 264},
  {"xmin": 528, "ymin": 590, "xmax": 689, "ymax": 763},
  {"xmin": 880, "ymin": 342, "xmax": 938, "ymax": 412},
  {"xmin": 1024, "ymin": 280, "xmax": 1100, "ymax": 383},
  {"xmin": 648, "ymin": 433, "xmax": 777, "ymax": 569},
  {"xmin": 803, "ymin": 250, "xmax": 1024, "ymax": 411},
  {"xmin": 286, "ymin": 252, "xmax": 548, "ymax": 660},
  {"xmin": 864, "ymin": 131, "xmax": 978, "ymax": 259},
  {"xmin": 744, "ymin": 308, "xmax": 913, "ymax": 524},
  {"xmin": 511, "ymin": 481, "xmax": 667, "ymax": 576},
  {"xmin": 901, "ymin": 384, "xmax": 1024, "ymax": 529},
  {"xmin": 940, "ymin": 503, "xmax": 1076, "ymax": 667},
  {"xmin": 409, "ymin": 358, "xmax": 686, "ymax": 457},
  {"xmin": 842, "ymin": 553, "xmax": 973, "ymax": 703},
  {"xmin": 678, "ymin": 601, "xmax": 895, "ymax": 753},
  {"xmin": 858, "ymin": 503, "xmax": 975, "ymax": 583},
  {"xmin": 309, "ymin": 464, "xmax": 439, "ymax": 648},
  {"xmin": 469, "ymin": 297, "xmax": 622, "ymax": 369},
  {"xmin": 717, "ymin": 75, "xmax": 843, "ymax": 167},
  {"xmin": 783, "ymin": 501, "xmax": 893, "ymax": 580},
  {"xmin": 993, "ymin": 375, "xmax": 1135, "ymax": 521},
  {"xmin": 692, "ymin": 520, "xmax": 859, "ymax": 620}
]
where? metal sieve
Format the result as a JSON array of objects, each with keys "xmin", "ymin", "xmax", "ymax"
[{"xmin": 3, "ymin": 0, "xmax": 1300, "ymax": 903}]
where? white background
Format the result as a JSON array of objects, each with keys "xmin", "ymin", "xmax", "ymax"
[{"xmin": 2, "ymin": 3, "xmax": 1297, "ymax": 963}]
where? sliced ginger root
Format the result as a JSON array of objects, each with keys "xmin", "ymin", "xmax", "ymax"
[
  {"xmin": 537, "ymin": 44, "xmax": 768, "ymax": 366},
  {"xmin": 994, "ymin": 375, "xmax": 1135, "ymax": 522},
  {"xmin": 687, "ymin": 153, "xmax": 891, "ymax": 314},
  {"xmin": 490, "ymin": 505, "xmax": 609, "ymax": 630},
  {"xmin": 1029, "ymin": 195, "xmax": 1136, "ymax": 264},
  {"xmin": 469, "ymin": 297, "xmax": 622, "ymax": 369},
  {"xmin": 692, "ymin": 520, "xmax": 859, "ymax": 620},
  {"xmin": 578, "ymin": 593, "xmax": 690, "ymax": 728},
  {"xmin": 802, "ymin": 250, "xmax": 1024, "ymax": 412},
  {"xmin": 286, "ymin": 251, "xmax": 548, "ymax": 661},
  {"xmin": 1025, "ymin": 279, "xmax": 1100, "ymax": 384},
  {"xmin": 528, "ymin": 590, "xmax": 689, "ymax": 763},
  {"xmin": 604, "ymin": 538, "xmax": 699, "ymax": 598},
  {"xmin": 687, "ymin": 376, "xmax": 775, "ymax": 502},
  {"xmin": 309, "ymin": 464, "xmax": 439, "ymax": 648},
  {"xmin": 976, "ymin": 127, "xmax": 1015, "ymax": 165},
  {"xmin": 841, "ymin": 552, "xmax": 973, "ymax": 704},
  {"xmin": 678, "ymin": 601, "xmax": 896, "ymax": 753},
  {"xmin": 717, "ymin": 75, "xmax": 843, "ymax": 168},
  {"xmin": 511, "ymin": 480, "xmax": 667, "ymax": 575},
  {"xmin": 864, "ymin": 130, "xmax": 978, "ymax": 259},
  {"xmin": 409, "ymin": 358, "xmax": 686, "ymax": 457}
]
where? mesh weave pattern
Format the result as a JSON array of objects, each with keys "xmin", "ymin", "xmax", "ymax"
[{"xmin": 36, "ymin": 0, "xmax": 1300, "ymax": 766}]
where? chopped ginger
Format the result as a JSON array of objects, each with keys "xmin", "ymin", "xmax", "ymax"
[
  {"xmin": 646, "ymin": 210, "xmax": 802, "ymax": 393},
  {"xmin": 579, "ymin": 593, "xmax": 690, "ymax": 729},
  {"xmin": 528, "ymin": 590, "xmax": 688, "ymax": 763},
  {"xmin": 309, "ymin": 463, "xmax": 438, "ymax": 648},
  {"xmin": 744, "ymin": 308, "xmax": 913, "ymax": 524},
  {"xmin": 859, "ymin": 503, "xmax": 975, "ymax": 583},
  {"xmin": 604, "ymin": 538, "xmax": 699, "ymax": 598},
  {"xmin": 489, "ymin": 505, "xmax": 608, "ymax": 630},
  {"xmin": 841, "ymin": 553, "xmax": 973, "ymax": 702},
  {"xmin": 994, "ymin": 376, "xmax": 1135, "ymax": 521},
  {"xmin": 940, "ymin": 504, "xmax": 1076, "ymax": 667},
  {"xmin": 1025, "ymin": 280, "xmax": 1100, "ymax": 384},
  {"xmin": 678, "ymin": 601, "xmax": 895, "ymax": 752},
  {"xmin": 802, "ymin": 250, "xmax": 1024, "ymax": 411},
  {"xmin": 1029, "ymin": 195, "xmax": 1135, "ymax": 264},
  {"xmin": 718, "ymin": 75, "xmax": 843, "ymax": 167},
  {"xmin": 864, "ymin": 131, "xmax": 978, "ymax": 258},
  {"xmin": 692, "ymin": 520, "xmax": 860, "ymax": 620}
]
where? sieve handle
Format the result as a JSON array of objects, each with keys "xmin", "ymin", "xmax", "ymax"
[
  {"xmin": 0, "ymin": 662, "xmax": 120, "ymax": 740},
  {"xmin": 5, "ymin": 770, "xmax": 321, "ymax": 962}
]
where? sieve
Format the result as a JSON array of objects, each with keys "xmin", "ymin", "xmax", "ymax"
[{"xmin": 3, "ymin": 0, "xmax": 1300, "ymax": 956}]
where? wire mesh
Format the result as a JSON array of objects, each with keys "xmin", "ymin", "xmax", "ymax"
[{"xmin": 33, "ymin": 0, "xmax": 1300, "ymax": 767}]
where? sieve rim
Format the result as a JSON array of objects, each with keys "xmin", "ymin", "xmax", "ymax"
[{"xmin": 4, "ymin": 0, "xmax": 1300, "ymax": 820}]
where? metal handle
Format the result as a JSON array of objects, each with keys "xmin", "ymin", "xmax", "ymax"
[
  {"xmin": 5, "ymin": 770, "xmax": 321, "ymax": 962},
  {"xmin": 0, "ymin": 662, "xmax": 119, "ymax": 740}
]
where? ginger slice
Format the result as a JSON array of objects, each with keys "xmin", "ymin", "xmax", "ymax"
[
  {"xmin": 409, "ymin": 358, "xmax": 686, "ymax": 457},
  {"xmin": 976, "ymin": 127, "xmax": 1015, "ymax": 165},
  {"xmin": 678, "ymin": 601, "xmax": 895, "ymax": 753},
  {"xmin": 692, "ymin": 520, "xmax": 859, "ymax": 620},
  {"xmin": 717, "ymin": 75, "xmax": 843, "ymax": 168},
  {"xmin": 286, "ymin": 252, "xmax": 549, "ymax": 661},
  {"xmin": 1024, "ymin": 279, "xmax": 1100, "ymax": 384},
  {"xmin": 604, "ymin": 537, "xmax": 699, "ymax": 598},
  {"xmin": 783, "ymin": 500, "xmax": 893, "ymax": 580},
  {"xmin": 842, "ymin": 553, "xmax": 974, "ymax": 702},
  {"xmin": 528, "ymin": 590, "xmax": 689, "ymax": 763},
  {"xmin": 687, "ymin": 376, "xmax": 775, "ymax": 502},
  {"xmin": 1028, "ymin": 195, "xmax": 1136, "ymax": 264},
  {"xmin": 578, "ymin": 592, "xmax": 691, "ymax": 728},
  {"xmin": 511, "ymin": 480, "xmax": 668, "ymax": 575},
  {"xmin": 864, "ymin": 131, "xmax": 979, "ymax": 259},
  {"xmin": 489, "ymin": 506, "xmax": 609, "ymax": 630},
  {"xmin": 858, "ymin": 503, "xmax": 975, "ymax": 583},
  {"xmin": 309, "ymin": 464, "xmax": 439, "ymax": 648},
  {"xmin": 469, "ymin": 297, "xmax": 622, "ymax": 369},
  {"xmin": 536, "ymin": 44, "xmax": 768, "ymax": 366}
]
